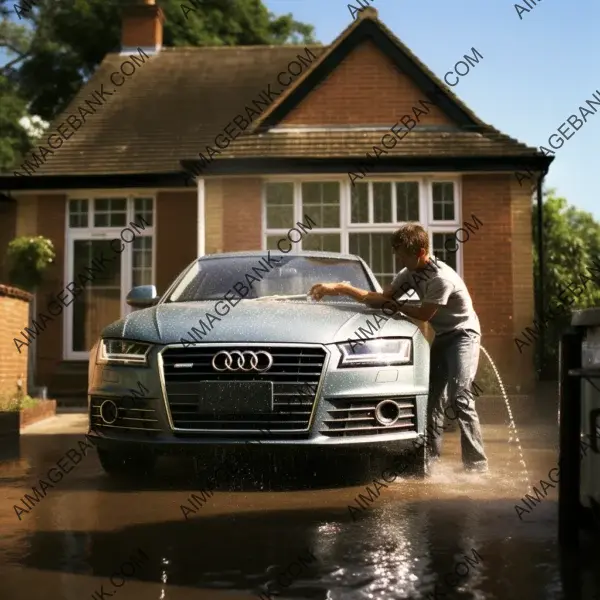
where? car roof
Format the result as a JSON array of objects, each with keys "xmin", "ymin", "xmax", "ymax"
[{"xmin": 198, "ymin": 250, "xmax": 364, "ymax": 261}]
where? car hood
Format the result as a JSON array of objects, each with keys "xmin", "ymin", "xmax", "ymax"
[{"xmin": 101, "ymin": 300, "xmax": 423, "ymax": 345}]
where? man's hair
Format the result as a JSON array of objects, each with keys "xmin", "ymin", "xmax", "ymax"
[{"xmin": 391, "ymin": 223, "xmax": 429, "ymax": 255}]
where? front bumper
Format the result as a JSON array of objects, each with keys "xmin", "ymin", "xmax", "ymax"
[{"xmin": 88, "ymin": 341, "xmax": 430, "ymax": 454}]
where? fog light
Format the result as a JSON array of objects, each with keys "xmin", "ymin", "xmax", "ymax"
[
  {"xmin": 99, "ymin": 400, "xmax": 119, "ymax": 425},
  {"xmin": 374, "ymin": 399, "xmax": 401, "ymax": 425}
]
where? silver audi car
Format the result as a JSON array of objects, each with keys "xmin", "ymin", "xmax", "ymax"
[{"xmin": 87, "ymin": 251, "xmax": 431, "ymax": 478}]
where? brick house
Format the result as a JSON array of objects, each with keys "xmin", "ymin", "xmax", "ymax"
[{"xmin": 0, "ymin": 1, "xmax": 552, "ymax": 400}]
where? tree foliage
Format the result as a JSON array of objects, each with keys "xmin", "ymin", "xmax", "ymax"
[
  {"xmin": 532, "ymin": 189, "xmax": 600, "ymax": 374},
  {"xmin": 0, "ymin": 0, "xmax": 316, "ymax": 170},
  {"xmin": 0, "ymin": 74, "xmax": 31, "ymax": 171}
]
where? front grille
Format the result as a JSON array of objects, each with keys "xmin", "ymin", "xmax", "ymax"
[
  {"xmin": 321, "ymin": 396, "xmax": 417, "ymax": 437},
  {"xmin": 160, "ymin": 345, "xmax": 327, "ymax": 432},
  {"xmin": 89, "ymin": 396, "xmax": 161, "ymax": 435}
]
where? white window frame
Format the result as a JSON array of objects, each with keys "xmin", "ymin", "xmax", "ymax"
[
  {"xmin": 262, "ymin": 174, "xmax": 463, "ymax": 282},
  {"xmin": 64, "ymin": 191, "xmax": 157, "ymax": 360},
  {"xmin": 430, "ymin": 180, "xmax": 460, "ymax": 225}
]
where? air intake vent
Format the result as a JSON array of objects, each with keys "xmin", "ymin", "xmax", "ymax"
[
  {"xmin": 90, "ymin": 396, "xmax": 160, "ymax": 435},
  {"xmin": 321, "ymin": 396, "xmax": 417, "ymax": 437}
]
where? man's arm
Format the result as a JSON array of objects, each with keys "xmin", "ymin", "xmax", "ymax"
[
  {"xmin": 397, "ymin": 277, "xmax": 452, "ymax": 322},
  {"xmin": 310, "ymin": 282, "xmax": 394, "ymax": 305},
  {"xmin": 396, "ymin": 303, "xmax": 439, "ymax": 322},
  {"xmin": 334, "ymin": 283, "xmax": 439, "ymax": 331}
]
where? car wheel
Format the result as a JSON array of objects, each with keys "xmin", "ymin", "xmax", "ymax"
[{"xmin": 97, "ymin": 447, "xmax": 156, "ymax": 478}]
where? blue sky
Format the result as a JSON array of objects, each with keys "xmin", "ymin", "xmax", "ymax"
[{"xmin": 265, "ymin": 0, "xmax": 600, "ymax": 219}]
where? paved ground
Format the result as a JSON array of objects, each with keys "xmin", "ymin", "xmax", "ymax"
[{"xmin": 0, "ymin": 401, "xmax": 598, "ymax": 600}]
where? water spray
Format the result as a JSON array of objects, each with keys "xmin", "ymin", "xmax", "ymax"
[{"xmin": 480, "ymin": 345, "xmax": 530, "ymax": 483}]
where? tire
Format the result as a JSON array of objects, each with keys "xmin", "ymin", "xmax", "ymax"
[{"xmin": 97, "ymin": 447, "xmax": 156, "ymax": 478}]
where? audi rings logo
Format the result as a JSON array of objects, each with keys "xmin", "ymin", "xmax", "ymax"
[{"xmin": 211, "ymin": 350, "xmax": 274, "ymax": 372}]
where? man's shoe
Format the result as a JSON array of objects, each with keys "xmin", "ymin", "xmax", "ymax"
[{"xmin": 464, "ymin": 461, "xmax": 489, "ymax": 473}]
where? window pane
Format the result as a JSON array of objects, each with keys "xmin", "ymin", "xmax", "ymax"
[
  {"xmin": 302, "ymin": 234, "xmax": 341, "ymax": 252},
  {"xmin": 95, "ymin": 199, "xmax": 108, "ymax": 212},
  {"xmin": 94, "ymin": 197, "xmax": 127, "ymax": 227},
  {"xmin": 95, "ymin": 213, "xmax": 108, "ymax": 227},
  {"xmin": 265, "ymin": 183, "xmax": 294, "ymax": 229},
  {"xmin": 68, "ymin": 199, "xmax": 88, "ymax": 228},
  {"xmin": 322, "ymin": 205, "xmax": 340, "ymax": 227},
  {"xmin": 132, "ymin": 236, "xmax": 153, "ymax": 287},
  {"xmin": 267, "ymin": 206, "xmax": 293, "ymax": 229},
  {"xmin": 266, "ymin": 236, "xmax": 283, "ymax": 251},
  {"xmin": 110, "ymin": 213, "xmax": 127, "ymax": 227},
  {"xmin": 351, "ymin": 183, "xmax": 369, "ymax": 223},
  {"xmin": 373, "ymin": 182, "xmax": 392, "ymax": 223},
  {"xmin": 134, "ymin": 197, "xmax": 154, "ymax": 227},
  {"xmin": 112, "ymin": 198, "xmax": 125, "ymax": 210},
  {"xmin": 349, "ymin": 233, "xmax": 398, "ymax": 284},
  {"xmin": 72, "ymin": 240, "xmax": 121, "ymax": 352},
  {"xmin": 396, "ymin": 182, "xmax": 419, "ymax": 221},
  {"xmin": 301, "ymin": 182, "xmax": 340, "ymax": 228},
  {"xmin": 432, "ymin": 232, "xmax": 458, "ymax": 270},
  {"xmin": 432, "ymin": 182, "xmax": 455, "ymax": 221}
]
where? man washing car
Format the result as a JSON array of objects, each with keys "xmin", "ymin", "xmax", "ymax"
[{"xmin": 309, "ymin": 223, "xmax": 488, "ymax": 472}]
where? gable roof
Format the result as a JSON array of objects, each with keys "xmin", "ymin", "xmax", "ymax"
[
  {"xmin": 0, "ymin": 8, "xmax": 550, "ymax": 187},
  {"xmin": 250, "ymin": 8, "xmax": 483, "ymax": 132}
]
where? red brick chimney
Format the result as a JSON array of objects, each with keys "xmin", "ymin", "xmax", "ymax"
[{"xmin": 121, "ymin": 0, "xmax": 165, "ymax": 54}]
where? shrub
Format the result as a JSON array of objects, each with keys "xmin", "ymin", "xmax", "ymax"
[
  {"xmin": 0, "ymin": 392, "xmax": 38, "ymax": 412},
  {"xmin": 5, "ymin": 235, "xmax": 55, "ymax": 292}
]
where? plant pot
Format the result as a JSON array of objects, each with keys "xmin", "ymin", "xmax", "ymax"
[
  {"xmin": 0, "ymin": 411, "xmax": 20, "ymax": 443},
  {"xmin": 19, "ymin": 399, "xmax": 57, "ymax": 429}
]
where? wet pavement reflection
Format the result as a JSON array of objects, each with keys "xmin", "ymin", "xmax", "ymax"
[{"xmin": 1, "ymin": 405, "xmax": 599, "ymax": 600}]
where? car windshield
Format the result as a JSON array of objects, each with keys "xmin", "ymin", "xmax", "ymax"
[{"xmin": 165, "ymin": 255, "xmax": 374, "ymax": 303}]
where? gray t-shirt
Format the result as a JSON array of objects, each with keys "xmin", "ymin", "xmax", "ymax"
[{"xmin": 390, "ymin": 256, "xmax": 480, "ymax": 335}]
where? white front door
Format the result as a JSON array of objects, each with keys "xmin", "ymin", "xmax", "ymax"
[{"xmin": 64, "ymin": 195, "xmax": 155, "ymax": 360}]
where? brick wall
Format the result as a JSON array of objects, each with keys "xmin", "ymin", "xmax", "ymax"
[
  {"xmin": 222, "ymin": 178, "xmax": 263, "ymax": 251},
  {"xmin": 35, "ymin": 195, "xmax": 67, "ymax": 388},
  {"xmin": 0, "ymin": 286, "xmax": 31, "ymax": 397},
  {"xmin": 282, "ymin": 40, "xmax": 452, "ymax": 126},
  {"xmin": 462, "ymin": 174, "xmax": 535, "ymax": 392},
  {"xmin": 121, "ymin": 3, "xmax": 163, "ymax": 50},
  {"xmin": 510, "ymin": 178, "xmax": 537, "ymax": 391},
  {"xmin": 156, "ymin": 190, "xmax": 197, "ymax": 293},
  {"xmin": 205, "ymin": 178, "xmax": 224, "ymax": 255}
]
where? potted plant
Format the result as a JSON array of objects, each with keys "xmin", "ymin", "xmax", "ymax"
[
  {"xmin": 0, "ymin": 390, "xmax": 21, "ymax": 446},
  {"xmin": 5, "ymin": 235, "xmax": 55, "ymax": 292},
  {"xmin": 0, "ymin": 380, "xmax": 57, "ymax": 440}
]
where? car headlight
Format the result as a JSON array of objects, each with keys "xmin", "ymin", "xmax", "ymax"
[
  {"xmin": 337, "ymin": 338, "xmax": 412, "ymax": 367},
  {"xmin": 98, "ymin": 339, "xmax": 152, "ymax": 365}
]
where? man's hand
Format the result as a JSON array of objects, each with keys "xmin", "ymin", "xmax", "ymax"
[{"xmin": 309, "ymin": 283, "xmax": 342, "ymax": 301}]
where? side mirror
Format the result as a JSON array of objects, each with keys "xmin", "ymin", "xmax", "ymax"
[{"xmin": 126, "ymin": 285, "xmax": 159, "ymax": 308}]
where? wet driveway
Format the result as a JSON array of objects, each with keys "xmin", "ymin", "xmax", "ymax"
[{"xmin": 1, "ymin": 403, "xmax": 598, "ymax": 600}]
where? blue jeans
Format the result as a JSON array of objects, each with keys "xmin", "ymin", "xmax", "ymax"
[{"xmin": 426, "ymin": 329, "xmax": 488, "ymax": 468}]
